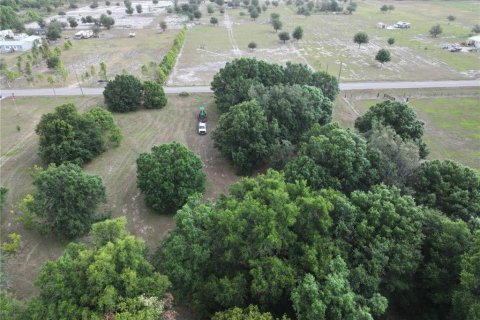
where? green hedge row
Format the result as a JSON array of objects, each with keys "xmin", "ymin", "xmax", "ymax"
[{"xmin": 158, "ymin": 27, "xmax": 187, "ymax": 84}]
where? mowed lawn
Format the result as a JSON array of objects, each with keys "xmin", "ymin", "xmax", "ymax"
[
  {"xmin": 334, "ymin": 92, "xmax": 480, "ymax": 170},
  {"xmin": 0, "ymin": 94, "xmax": 238, "ymax": 299}
]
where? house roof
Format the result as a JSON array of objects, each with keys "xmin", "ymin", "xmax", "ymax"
[{"xmin": 468, "ymin": 35, "xmax": 480, "ymax": 42}]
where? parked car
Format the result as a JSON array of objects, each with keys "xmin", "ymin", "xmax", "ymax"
[{"xmin": 198, "ymin": 122, "xmax": 207, "ymax": 135}]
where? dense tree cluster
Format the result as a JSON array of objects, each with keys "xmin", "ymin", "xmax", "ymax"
[
  {"xmin": 8, "ymin": 218, "xmax": 173, "ymax": 319},
  {"xmin": 136, "ymin": 142, "xmax": 206, "ymax": 213},
  {"xmin": 408, "ymin": 160, "xmax": 480, "ymax": 222},
  {"xmin": 355, "ymin": 100, "xmax": 428, "ymax": 158},
  {"xmin": 211, "ymin": 58, "xmax": 339, "ymax": 112},
  {"xmin": 285, "ymin": 123, "xmax": 371, "ymax": 193},
  {"xmin": 211, "ymin": 59, "xmax": 338, "ymax": 172},
  {"xmin": 36, "ymin": 103, "xmax": 122, "ymax": 165},
  {"xmin": 103, "ymin": 74, "xmax": 167, "ymax": 112}
]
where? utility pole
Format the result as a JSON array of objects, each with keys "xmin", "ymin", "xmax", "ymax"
[
  {"xmin": 338, "ymin": 61, "xmax": 343, "ymax": 81},
  {"xmin": 74, "ymin": 68, "xmax": 84, "ymax": 96}
]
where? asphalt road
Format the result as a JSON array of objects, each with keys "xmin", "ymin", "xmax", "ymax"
[{"xmin": 1, "ymin": 80, "xmax": 479, "ymax": 98}]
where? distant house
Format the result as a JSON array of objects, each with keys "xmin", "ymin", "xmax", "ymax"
[
  {"xmin": 467, "ymin": 35, "xmax": 480, "ymax": 48},
  {"xmin": 0, "ymin": 35, "xmax": 41, "ymax": 53},
  {"xmin": 394, "ymin": 21, "xmax": 411, "ymax": 29},
  {"xmin": 0, "ymin": 29, "xmax": 14, "ymax": 39}
]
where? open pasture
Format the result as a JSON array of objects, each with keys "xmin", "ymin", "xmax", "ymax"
[
  {"xmin": 170, "ymin": 0, "xmax": 480, "ymax": 85},
  {"xmin": 334, "ymin": 88, "xmax": 480, "ymax": 170},
  {"xmin": 0, "ymin": 93, "xmax": 238, "ymax": 299}
]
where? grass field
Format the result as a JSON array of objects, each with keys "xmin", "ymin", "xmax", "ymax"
[
  {"xmin": 170, "ymin": 0, "xmax": 480, "ymax": 85},
  {"xmin": 0, "ymin": 94, "xmax": 238, "ymax": 300},
  {"xmin": 333, "ymin": 88, "xmax": 480, "ymax": 170}
]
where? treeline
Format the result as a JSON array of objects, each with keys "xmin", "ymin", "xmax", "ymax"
[{"xmin": 158, "ymin": 27, "xmax": 186, "ymax": 84}]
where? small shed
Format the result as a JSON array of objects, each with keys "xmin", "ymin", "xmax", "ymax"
[{"xmin": 467, "ymin": 35, "xmax": 480, "ymax": 48}]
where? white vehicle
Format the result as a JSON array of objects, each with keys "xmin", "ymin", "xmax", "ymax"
[
  {"xmin": 198, "ymin": 122, "xmax": 207, "ymax": 135},
  {"xmin": 74, "ymin": 30, "xmax": 93, "ymax": 39}
]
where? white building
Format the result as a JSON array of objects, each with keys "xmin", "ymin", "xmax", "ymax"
[
  {"xmin": 467, "ymin": 35, "xmax": 480, "ymax": 48},
  {"xmin": 0, "ymin": 35, "xmax": 41, "ymax": 53}
]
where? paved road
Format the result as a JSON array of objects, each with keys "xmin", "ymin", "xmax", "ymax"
[{"xmin": 1, "ymin": 80, "xmax": 479, "ymax": 98}]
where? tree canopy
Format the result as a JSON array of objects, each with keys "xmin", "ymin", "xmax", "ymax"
[
  {"xmin": 155, "ymin": 170, "xmax": 336, "ymax": 317},
  {"xmin": 143, "ymin": 80, "xmax": 167, "ymax": 109},
  {"xmin": 103, "ymin": 74, "xmax": 143, "ymax": 112},
  {"xmin": 326, "ymin": 185, "xmax": 425, "ymax": 299},
  {"xmin": 210, "ymin": 58, "xmax": 339, "ymax": 113},
  {"xmin": 250, "ymin": 84, "xmax": 333, "ymax": 143},
  {"xmin": 409, "ymin": 160, "xmax": 480, "ymax": 222},
  {"xmin": 353, "ymin": 32, "xmax": 369, "ymax": 48},
  {"xmin": 30, "ymin": 163, "xmax": 106, "ymax": 239},
  {"xmin": 35, "ymin": 103, "xmax": 107, "ymax": 165},
  {"xmin": 284, "ymin": 123, "xmax": 371, "ymax": 193},
  {"xmin": 213, "ymin": 100, "xmax": 279, "ymax": 174},
  {"xmin": 136, "ymin": 142, "xmax": 206, "ymax": 213},
  {"xmin": 354, "ymin": 100, "xmax": 428, "ymax": 158},
  {"xmin": 26, "ymin": 218, "xmax": 172, "ymax": 319}
]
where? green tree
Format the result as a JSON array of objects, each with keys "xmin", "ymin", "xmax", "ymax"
[
  {"xmin": 213, "ymin": 100, "xmax": 279, "ymax": 174},
  {"xmin": 46, "ymin": 20, "xmax": 63, "ymax": 41},
  {"xmin": 409, "ymin": 160, "xmax": 480, "ymax": 222},
  {"xmin": 46, "ymin": 55, "xmax": 60, "ymax": 69},
  {"xmin": 452, "ymin": 230, "xmax": 480, "ymax": 320},
  {"xmin": 143, "ymin": 81, "xmax": 167, "ymax": 109},
  {"xmin": 136, "ymin": 3, "xmax": 143, "ymax": 13},
  {"xmin": 365, "ymin": 125, "xmax": 420, "ymax": 188},
  {"xmin": 31, "ymin": 163, "xmax": 106, "ymax": 238},
  {"xmin": 136, "ymin": 142, "xmax": 206, "ymax": 213},
  {"xmin": 399, "ymin": 211, "xmax": 472, "ymax": 319},
  {"xmin": 387, "ymin": 37, "xmax": 395, "ymax": 45},
  {"xmin": 353, "ymin": 31, "xmax": 369, "ymax": 48},
  {"xmin": 292, "ymin": 26, "xmax": 303, "ymax": 41},
  {"xmin": 83, "ymin": 107, "xmax": 123, "ymax": 148},
  {"xmin": 99, "ymin": 13, "xmax": 115, "ymax": 29},
  {"xmin": 251, "ymin": 84, "xmax": 332, "ymax": 143},
  {"xmin": 354, "ymin": 100, "xmax": 428, "ymax": 158},
  {"xmin": 291, "ymin": 258, "xmax": 387, "ymax": 320},
  {"xmin": 0, "ymin": 187, "xmax": 7, "ymax": 213},
  {"xmin": 327, "ymin": 185, "xmax": 425, "ymax": 298},
  {"xmin": 375, "ymin": 48, "xmax": 391, "ymax": 66},
  {"xmin": 212, "ymin": 305, "xmax": 278, "ymax": 320},
  {"xmin": 210, "ymin": 17, "xmax": 218, "ymax": 25},
  {"xmin": 155, "ymin": 170, "xmax": 335, "ymax": 317},
  {"xmin": 99, "ymin": 61, "xmax": 107, "ymax": 79},
  {"xmin": 429, "ymin": 24, "xmax": 443, "ymax": 37},
  {"xmin": 272, "ymin": 19, "xmax": 282, "ymax": 32},
  {"xmin": 380, "ymin": 4, "xmax": 388, "ymax": 12},
  {"xmin": 211, "ymin": 58, "xmax": 284, "ymax": 113},
  {"xmin": 35, "ymin": 103, "xmax": 104, "ymax": 165},
  {"xmin": 285, "ymin": 123, "xmax": 371, "ymax": 193},
  {"xmin": 67, "ymin": 16, "xmax": 78, "ymax": 28},
  {"xmin": 160, "ymin": 21, "xmax": 167, "ymax": 32},
  {"xmin": 0, "ymin": 6, "xmax": 25, "ymax": 31},
  {"xmin": 248, "ymin": 41, "xmax": 257, "ymax": 50},
  {"xmin": 104, "ymin": 74, "xmax": 143, "ymax": 112},
  {"xmin": 26, "ymin": 218, "xmax": 172, "ymax": 319},
  {"xmin": 207, "ymin": 4, "xmax": 214, "ymax": 14},
  {"xmin": 279, "ymin": 31, "xmax": 290, "ymax": 43},
  {"xmin": 310, "ymin": 71, "xmax": 340, "ymax": 102},
  {"xmin": 193, "ymin": 10, "xmax": 201, "ymax": 19},
  {"xmin": 447, "ymin": 15, "xmax": 456, "ymax": 23},
  {"xmin": 250, "ymin": 9, "xmax": 259, "ymax": 20}
]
